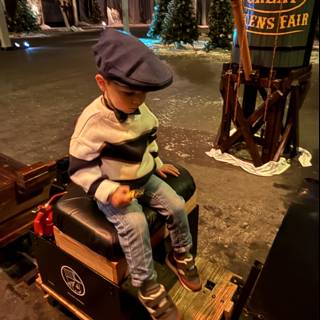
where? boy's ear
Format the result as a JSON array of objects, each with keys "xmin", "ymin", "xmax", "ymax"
[{"xmin": 95, "ymin": 74, "xmax": 108, "ymax": 92}]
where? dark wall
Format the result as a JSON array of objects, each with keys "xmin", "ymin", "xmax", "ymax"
[
  {"xmin": 4, "ymin": 0, "xmax": 17, "ymax": 19},
  {"xmin": 42, "ymin": 0, "xmax": 64, "ymax": 27}
]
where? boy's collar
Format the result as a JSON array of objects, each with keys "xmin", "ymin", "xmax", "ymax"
[{"xmin": 102, "ymin": 96, "xmax": 140, "ymax": 123}]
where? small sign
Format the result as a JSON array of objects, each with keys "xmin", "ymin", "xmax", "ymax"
[
  {"xmin": 232, "ymin": 0, "xmax": 318, "ymax": 67},
  {"xmin": 33, "ymin": 236, "xmax": 124, "ymax": 320},
  {"xmin": 243, "ymin": 0, "xmax": 311, "ymax": 37}
]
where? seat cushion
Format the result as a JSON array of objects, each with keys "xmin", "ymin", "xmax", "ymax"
[{"xmin": 53, "ymin": 164, "xmax": 196, "ymax": 261}]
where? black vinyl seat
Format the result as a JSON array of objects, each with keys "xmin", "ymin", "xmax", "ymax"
[{"xmin": 53, "ymin": 164, "xmax": 196, "ymax": 261}]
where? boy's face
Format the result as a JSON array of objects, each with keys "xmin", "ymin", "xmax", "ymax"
[{"xmin": 96, "ymin": 74, "xmax": 146, "ymax": 114}]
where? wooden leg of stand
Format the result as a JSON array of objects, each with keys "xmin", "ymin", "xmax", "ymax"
[
  {"xmin": 258, "ymin": 86, "xmax": 268, "ymax": 101},
  {"xmin": 260, "ymin": 88, "xmax": 287, "ymax": 163},
  {"xmin": 220, "ymin": 104, "xmax": 265, "ymax": 152},
  {"xmin": 285, "ymin": 72, "xmax": 310, "ymax": 157},
  {"xmin": 242, "ymin": 84, "xmax": 257, "ymax": 118},
  {"xmin": 291, "ymin": 91, "xmax": 300, "ymax": 157},
  {"xmin": 232, "ymin": 99, "xmax": 263, "ymax": 167},
  {"xmin": 273, "ymin": 121, "xmax": 293, "ymax": 162},
  {"xmin": 285, "ymin": 80, "xmax": 308, "ymax": 157},
  {"xmin": 269, "ymin": 95, "xmax": 286, "ymax": 160},
  {"xmin": 262, "ymin": 106, "xmax": 275, "ymax": 163},
  {"xmin": 214, "ymin": 75, "xmax": 233, "ymax": 148},
  {"xmin": 290, "ymin": 83, "xmax": 308, "ymax": 157}
]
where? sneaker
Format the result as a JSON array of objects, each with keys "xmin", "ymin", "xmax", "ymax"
[
  {"xmin": 138, "ymin": 281, "xmax": 183, "ymax": 320},
  {"xmin": 165, "ymin": 251, "xmax": 202, "ymax": 292}
]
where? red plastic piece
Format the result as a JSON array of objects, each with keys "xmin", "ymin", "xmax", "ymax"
[{"xmin": 33, "ymin": 192, "xmax": 66, "ymax": 237}]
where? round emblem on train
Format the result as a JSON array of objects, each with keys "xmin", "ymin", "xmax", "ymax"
[{"xmin": 60, "ymin": 265, "xmax": 86, "ymax": 296}]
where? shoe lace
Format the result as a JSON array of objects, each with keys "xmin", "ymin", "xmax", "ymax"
[
  {"xmin": 140, "ymin": 285, "xmax": 175, "ymax": 319},
  {"xmin": 175, "ymin": 254, "xmax": 198, "ymax": 278}
]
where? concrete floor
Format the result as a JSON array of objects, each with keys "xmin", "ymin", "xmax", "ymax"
[{"xmin": 0, "ymin": 30, "xmax": 318, "ymax": 319}]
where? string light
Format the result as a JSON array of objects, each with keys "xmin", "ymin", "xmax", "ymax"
[{"xmin": 13, "ymin": 41, "xmax": 31, "ymax": 49}]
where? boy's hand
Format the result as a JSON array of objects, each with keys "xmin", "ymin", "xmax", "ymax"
[
  {"xmin": 109, "ymin": 185, "xmax": 132, "ymax": 207},
  {"xmin": 156, "ymin": 164, "xmax": 180, "ymax": 178}
]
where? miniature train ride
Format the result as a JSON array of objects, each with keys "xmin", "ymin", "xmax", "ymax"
[
  {"xmin": 0, "ymin": 151, "xmax": 318, "ymax": 319},
  {"xmin": 0, "ymin": 152, "xmax": 237, "ymax": 319},
  {"xmin": 1, "ymin": 0, "xmax": 318, "ymax": 317}
]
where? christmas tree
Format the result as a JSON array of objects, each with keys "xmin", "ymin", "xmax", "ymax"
[
  {"xmin": 7, "ymin": 0, "xmax": 39, "ymax": 33},
  {"xmin": 205, "ymin": 0, "xmax": 233, "ymax": 50},
  {"xmin": 160, "ymin": 0, "xmax": 199, "ymax": 46},
  {"xmin": 147, "ymin": 0, "xmax": 171, "ymax": 38}
]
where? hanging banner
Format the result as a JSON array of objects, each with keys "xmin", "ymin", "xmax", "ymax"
[{"xmin": 232, "ymin": 0, "xmax": 319, "ymax": 68}]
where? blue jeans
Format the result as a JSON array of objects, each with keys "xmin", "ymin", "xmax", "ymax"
[{"xmin": 97, "ymin": 174, "xmax": 192, "ymax": 287}]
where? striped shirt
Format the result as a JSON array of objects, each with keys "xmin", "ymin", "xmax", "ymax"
[{"xmin": 69, "ymin": 96, "xmax": 163, "ymax": 204}]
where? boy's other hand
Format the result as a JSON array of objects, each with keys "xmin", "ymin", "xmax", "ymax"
[
  {"xmin": 156, "ymin": 164, "xmax": 180, "ymax": 178},
  {"xmin": 109, "ymin": 185, "xmax": 132, "ymax": 207}
]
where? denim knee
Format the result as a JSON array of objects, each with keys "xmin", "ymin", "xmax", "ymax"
[
  {"xmin": 124, "ymin": 211, "xmax": 149, "ymax": 241},
  {"xmin": 169, "ymin": 195, "xmax": 185, "ymax": 217}
]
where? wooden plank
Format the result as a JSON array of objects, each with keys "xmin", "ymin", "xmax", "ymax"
[
  {"xmin": 288, "ymin": 65, "xmax": 312, "ymax": 81},
  {"xmin": 220, "ymin": 103, "xmax": 265, "ymax": 151},
  {"xmin": 261, "ymin": 89, "xmax": 284, "ymax": 163},
  {"xmin": 0, "ymin": 157, "xmax": 55, "ymax": 225},
  {"xmin": 230, "ymin": 0, "xmax": 252, "ymax": 80},
  {"xmin": 269, "ymin": 95, "xmax": 287, "ymax": 159},
  {"xmin": 53, "ymin": 227, "xmax": 128, "ymax": 285},
  {"xmin": 258, "ymin": 86, "xmax": 268, "ymax": 101},
  {"xmin": 184, "ymin": 190, "xmax": 197, "ymax": 215},
  {"xmin": 14, "ymin": 161, "xmax": 56, "ymax": 193},
  {"xmin": 168, "ymin": 257, "xmax": 239, "ymax": 320},
  {"xmin": 232, "ymin": 99, "xmax": 263, "ymax": 167},
  {"xmin": 224, "ymin": 301, "xmax": 234, "ymax": 320},
  {"xmin": 36, "ymin": 275, "xmax": 92, "ymax": 320},
  {"xmin": 0, "ymin": 184, "xmax": 51, "ymax": 227},
  {"xmin": 285, "ymin": 81, "xmax": 309, "ymax": 157},
  {"xmin": 16, "ymin": 161, "xmax": 55, "ymax": 189},
  {"xmin": 0, "ymin": 211, "xmax": 34, "ymax": 247},
  {"xmin": 0, "ymin": 153, "xmax": 25, "ymax": 170},
  {"xmin": 210, "ymin": 281, "xmax": 237, "ymax": 320},
  {"xmin": 35, "ymin": 254, "xmax": 238, "ymax": 320},
  {"xmin": 262, "ymin": 102, "xmax": 277, "ymax": 163},
  {"xmin": 261, "ymin": 87, "xmax": 288, "ymax": 162},
  {"xmin": 0, "ymin": 166, "xmax": 17, "ymax": 181},
  {"xmin": 273, "ymin": 121, "xmax": 293, "ymax": 162},
  {"xmin": 0, "ymin": 175, "xmax": 15, "ymax": 222},
  {"xmin": 242, "ymin": 84, "xmax": 257, "ymax": 118}
]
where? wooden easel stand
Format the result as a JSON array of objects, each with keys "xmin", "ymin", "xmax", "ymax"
[{"xmin": 214, "ymin": 63, "xmax": 312, "ymax": 167}]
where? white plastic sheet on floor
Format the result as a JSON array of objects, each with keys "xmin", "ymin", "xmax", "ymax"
[
  {"xmin": 297, "ymin": 147, "xmax": 312, "ymax": 167},
  {"xmin": 205, "ymin": 147, "xmax": 312, "ymax": 177}
]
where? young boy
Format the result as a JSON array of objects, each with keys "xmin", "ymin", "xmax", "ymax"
[{"xmin": 69, "ymin": 28, "xmax": 201, "ymax": 320}]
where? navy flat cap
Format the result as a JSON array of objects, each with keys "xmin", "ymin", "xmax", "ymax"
[{"xmin": 92, "ymin": 28, "xmax": 173, "ymax": 91}]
